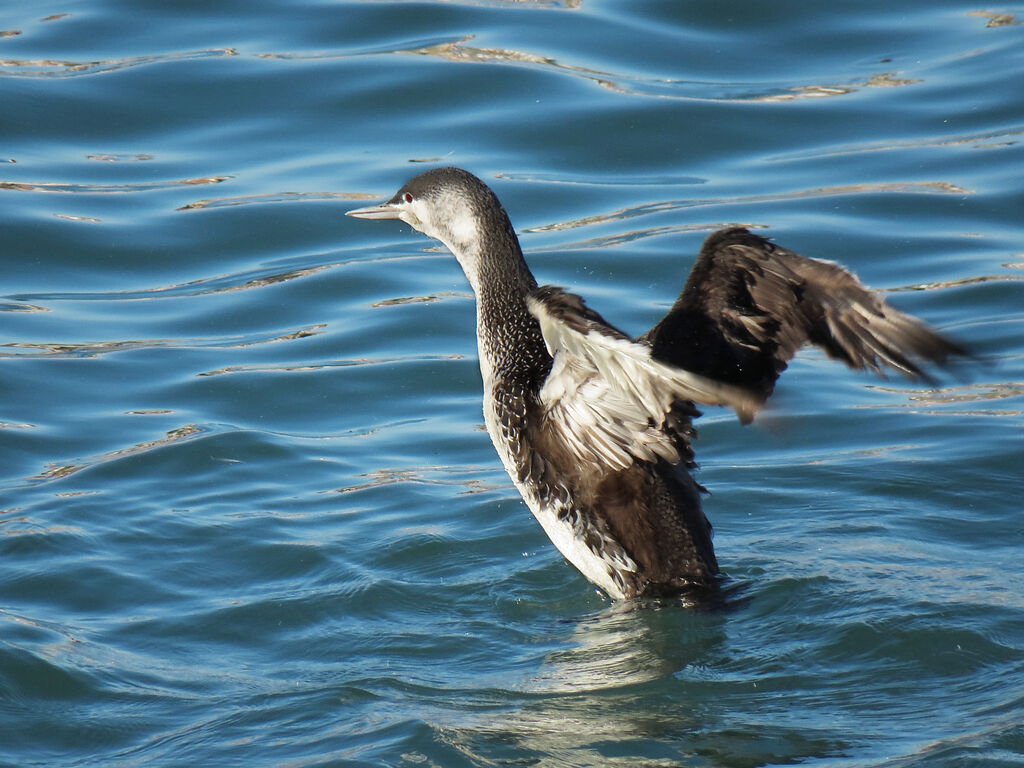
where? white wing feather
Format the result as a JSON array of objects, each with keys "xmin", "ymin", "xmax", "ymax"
[{"xmin": 527, "ymin": 290, "xmax": 761, "ymax": 472}]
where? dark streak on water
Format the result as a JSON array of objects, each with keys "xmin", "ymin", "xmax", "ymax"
[{"xmin": 1, "ymin": 0, "xmax": 1023, "ymax": 766}]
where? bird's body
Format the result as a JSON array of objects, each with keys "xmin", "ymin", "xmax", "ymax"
[{"xmin": 348, "ymin": 167, "xmax": 964, "ymax": 599}]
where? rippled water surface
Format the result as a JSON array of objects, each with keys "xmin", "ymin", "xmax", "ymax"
[{"xmin": 2, "ymin": 0, "xmax": 1023, "ymax": 765}]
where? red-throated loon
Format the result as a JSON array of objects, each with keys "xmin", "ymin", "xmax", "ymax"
[{"xmin": 347, "ymin": 167, "xmax": 965, "ymax": 599}]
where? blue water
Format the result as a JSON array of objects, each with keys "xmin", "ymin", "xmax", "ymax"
[{"xmin": 2, "ymin": 0, "xmax": 1023, "ymax": 765}]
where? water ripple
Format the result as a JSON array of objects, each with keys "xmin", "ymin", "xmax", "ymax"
[
  {"xmin": 9, "ymin": 264, "xmax": 334, "ymax": 304},
  {"xmin": 392, "ymin": 35, "xmax": 924, "ymax": 103},
  {"xmin": 26, "ymin": 424, "xmax": 205, "ymax": 485},
  {"xmin": 0, "ymin": 176, "xmax": 230, "ymax": 194},
  {"xmin": 524, "ymin": 181, "xmax": 971, "ymax": 235},
  {"xmin": 178, "ymin": 191, "xmax": 367, "ymax": 211},
  {"xmin": 771, "ymin": 125, "xmax": 1024, "ymax": 162},
  {"xmin": 0, "ymin": 324, "xmax": 327, "ymax": 359},
  {"xmin": 0, "ymin": 47, "xmax": 237, "ymax": 79},
  {"xmin": 333, "ymin": 464, "xmax": 504, "ymax": 496}
]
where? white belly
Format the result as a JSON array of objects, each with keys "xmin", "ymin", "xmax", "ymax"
[{"xmin": 481, "ymin": 389, "xmax": 632, "ymax": 600}]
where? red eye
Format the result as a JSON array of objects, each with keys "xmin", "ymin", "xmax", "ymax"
[{"xmin": 403, "ymin": 192, "xmax": 413, "ymax": 203}]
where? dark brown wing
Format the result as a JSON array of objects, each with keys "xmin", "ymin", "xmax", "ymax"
[{"xmin": 640, "ymin": 227, "xmax": 967, "ymax": 399}]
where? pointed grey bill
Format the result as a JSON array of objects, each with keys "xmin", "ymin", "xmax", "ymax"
[{"xmin": 346, "ymin": 202, "xmax": 402, "ymax": 219}]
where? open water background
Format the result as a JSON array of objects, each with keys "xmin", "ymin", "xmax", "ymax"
[{"xmin": 2, "ymin": 1, "xmax": 1023, "ymax": 766}]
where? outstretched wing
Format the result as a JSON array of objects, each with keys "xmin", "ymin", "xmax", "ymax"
[
  {"xmin": 526, "ymin": 286, "xmax": 762, "ymax": 473},
  {"xmin": 641, "ymin": 227, "xmax": 967, "ymax": 397}
]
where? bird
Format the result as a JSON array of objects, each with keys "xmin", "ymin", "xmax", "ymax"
[{"xmin": 347, "ymin": 166, "xmax": 966, "ymax": 600}]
